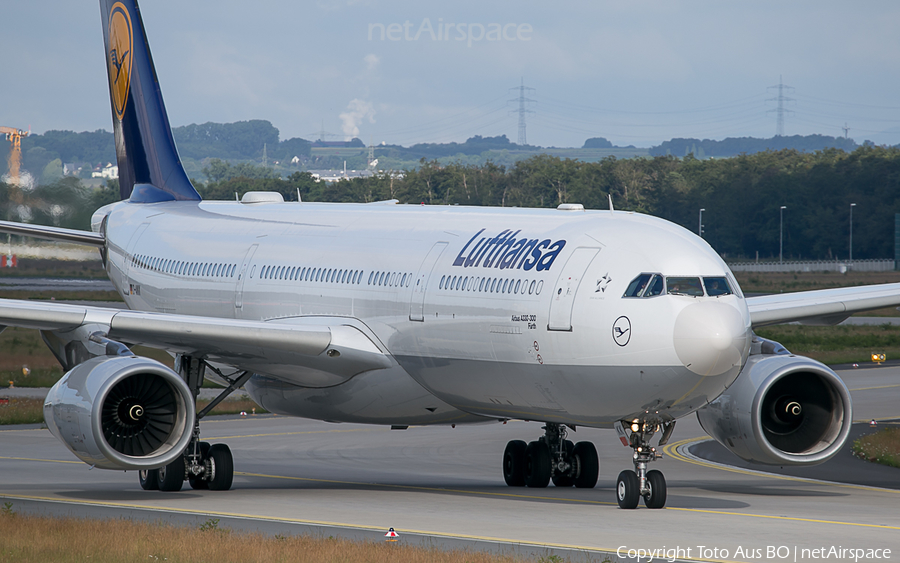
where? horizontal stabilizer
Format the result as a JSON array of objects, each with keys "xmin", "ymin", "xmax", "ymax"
[{"xmin": 0, "ymin": 220, "xmax": 105, "ymax": 248}]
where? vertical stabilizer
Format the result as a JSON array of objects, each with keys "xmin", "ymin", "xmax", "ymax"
[{"xmin": 100, "ymin": 0, "xmax": 201, "ymax": 203}]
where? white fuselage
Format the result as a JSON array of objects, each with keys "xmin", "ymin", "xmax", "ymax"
[{"xmin": 101, "ymin": 199, "xmax": 752, "ymax": 428}]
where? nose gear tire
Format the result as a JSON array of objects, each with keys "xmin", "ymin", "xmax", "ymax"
[
  {"xmin": 643, "ymin": 469, "xmax": 667, "ymax": 508},
  {"xmin": 616, "ymin": 470, "xmax": 640, "ymax": 509}
]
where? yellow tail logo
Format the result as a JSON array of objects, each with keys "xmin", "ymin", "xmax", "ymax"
[{"xmin": 107, "ymin": 2, "xmax": 133, "ymax": 122}]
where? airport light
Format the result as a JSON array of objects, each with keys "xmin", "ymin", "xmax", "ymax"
[
  {"xmin": 779, "ymin": 206, "xmax": 786, "ymax": 263},
  {"xmin": 850, "ymin": 203, "xmax": 856, "ymax": 264},
  {"xmin": 698, "ymin": 208, "xmax": 705, "ymax": 238}
]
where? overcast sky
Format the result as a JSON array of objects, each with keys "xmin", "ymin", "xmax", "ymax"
[{"xmin": 2, "ymin": 1, "xmax": 900, "ymax": 148}]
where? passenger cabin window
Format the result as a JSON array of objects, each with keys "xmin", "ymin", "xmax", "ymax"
[
  {"xmin": 666, "ymin": 277, "xmax": 704, "ymax": 297},
  {"xmin": 703, "ymin": 277, "xmax": 732, "ymax": 297}
]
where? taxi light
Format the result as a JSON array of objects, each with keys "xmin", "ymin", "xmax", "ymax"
[{"xmin": 631, "ymin": 423, "xmax": 640, "ymax": 432}]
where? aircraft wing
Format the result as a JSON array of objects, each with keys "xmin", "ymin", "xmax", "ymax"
[
  {"xmin": 0, "ymin": 298, "xmax": 392, "ymax": 385},
  {"xmin": 747, "ymin": 282, "xmax": 900, "ymax": 327}
]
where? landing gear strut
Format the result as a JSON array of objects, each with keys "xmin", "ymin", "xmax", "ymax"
[
  {"xmin": 503, "ymin": 423, "xmax": 599, "ymax": 489},
  {"xmin": 140, "ymin": 356, "xmax": 249, "ymax": 492},
  {"xmin": 614, "ymin": 418, "xmax": 674, "ymax": 509}
]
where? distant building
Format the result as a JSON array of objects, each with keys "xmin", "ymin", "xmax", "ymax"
[
  {"xmin": 63, "ymin": 163, "xmax": 83, "ymax": 176},
  {"xmin": 308, "ymin": 169, "xmax": 374, "ymax": 183},
  {"xmin": 312, "ymin": 138, "xmax": 365, "ymax": 148},
  {"xmin": 92, "ymin": 163, "xmax": 118, "ymax": 179}
]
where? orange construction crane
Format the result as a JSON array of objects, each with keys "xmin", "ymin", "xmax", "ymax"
[{"xmin": 1, "ymin": 126, "xmax": 29, "ymax": 186}]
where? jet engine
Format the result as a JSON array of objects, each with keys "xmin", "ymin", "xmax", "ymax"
[
  {"xmin": 696, "ymin": 353, "xmax": 852, "ymax": 465},
  {"xmin": 43, "ymin": 355, "xmax": 194, "ymax": 470}
]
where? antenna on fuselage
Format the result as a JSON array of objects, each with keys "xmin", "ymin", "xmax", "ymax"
[
  {"xmin": 608, "ymin": 194, "xmax": 614, "ymax": 214},
  {"xmin": 297, "ymin": 187, "xmax": 302, "ymax": 202}
]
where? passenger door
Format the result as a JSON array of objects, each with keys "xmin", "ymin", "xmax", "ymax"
[{"xmin": 547, "ymin": 247, "xmax": 600, "ymax": 331}]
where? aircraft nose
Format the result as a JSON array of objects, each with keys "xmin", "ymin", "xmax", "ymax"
[{"xmin": 673, "ymin": 301, "xmax": 750, "ymax": 377}]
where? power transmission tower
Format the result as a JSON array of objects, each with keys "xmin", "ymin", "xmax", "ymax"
[
  {"xmin": 508, "ymin": 78, "xmax": 535, "ymax": 146},
  {"xmin": 767, "ymin": 75, "xmax": 795, "ymax": 137},
  {"xmin": 306, "ymin": 119, "xmax": 339, "ymax": 142}
]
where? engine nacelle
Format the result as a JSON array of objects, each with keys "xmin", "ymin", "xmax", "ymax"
[
  {"xmin": 697, "ymin": 354, "xmax": 852, "ymax": 465},
  {"xmin": 43, "ymin": 355, "xmax": 194, "ymax": 470}
]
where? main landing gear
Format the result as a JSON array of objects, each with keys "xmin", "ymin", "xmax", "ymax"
[
  {"xmin": 139, "ymin": 356, "xmax": 249, "ymax": 492},
  {"xmin": 502, "ymin": 423, "xmax": 599, "ymax": 489},
  {"xmin": 614, "ymin": 418, "xmax": 675, "ymax": 509}
]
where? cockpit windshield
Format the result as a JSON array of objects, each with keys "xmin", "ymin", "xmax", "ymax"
[
  {"xmin": 703, "ymin": 276, "xmax": 732, "ymax": 297},
  {"xmin": 623, "ymin": 273, "xmax": 734, "ymax": 298},
  {"xmin": 623, "ymin": 273, "xmax": 665, "ymax": 298},
  {"xmin": 665, "ymin": 277, "xmax": 703, "ymax": 297},
  {"xmin": 623, "ymin": 274, "xmax": 652, "ymax": 297},
  {"xmin": 646, "ymin": 274, "xmax": 664, "ymax": 296}
]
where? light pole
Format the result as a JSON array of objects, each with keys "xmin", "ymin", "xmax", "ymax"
[
  {"xmin": 698, "ymin": 208, "xmax": 705, "ymax": 237},
  {"xmin": 850, "ymin": 203, "xmax": 856, "ymax": 264},
  {"xmin": 779, "ymin": 206, "xmax": 786, "ymax": 263}
]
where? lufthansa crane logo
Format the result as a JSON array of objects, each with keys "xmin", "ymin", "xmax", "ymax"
[
  {"xmin": 107, "ymin": 2, "xmax": 134, "ymax": 122},
  {"xmin": 613, "ymin": 316, "xmax": 631, "ymax": 347}
]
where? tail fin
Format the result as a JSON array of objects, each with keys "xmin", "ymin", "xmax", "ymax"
[{"xmin": 100, "ymin": 0, "xmax": 201, "ymax": 203}]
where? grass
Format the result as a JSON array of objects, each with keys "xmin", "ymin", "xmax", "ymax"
[
  {"xmin": 733, "ymin": 270, "xmax": 900, "ymax": 294},
  {"xmin": 754, "ymin": 323, "xmax": 900, "ymax": 365},
  {"xmin": 0, "ymin": 398, "xmax": 44, "ymax": 425},
  {"xmin": 0, "ymin": 257, "xmax": 109, "ymax": 279},
  {"xmin": 0, "ymin": 396, "xmax": 267, "ymax": 426},
  {"xmin": 0, "ymin": 512, "xmax": 572, "ymax": 563},
  {"xmin": 0, "ymin": 289, "xmax": 123, "ymax": 302},
  {"xmin": 852, "ymin": 427, "xmax": 900, "ymax": 469},
  {"xmin": 0, "ymin": 327, "xmax": 172, "ymax": 388}
]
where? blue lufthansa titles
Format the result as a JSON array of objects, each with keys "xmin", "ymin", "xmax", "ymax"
[{"xmin": 452, "ymin": 228, "xmax": 566, "ymax": 271}]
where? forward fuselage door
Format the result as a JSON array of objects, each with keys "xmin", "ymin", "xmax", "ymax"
[
  {"xmin": 122, "ymin": 222, "xmax": 150, "ymax": 294},
  {"xmin": 547, "ymin": 247, "xmax": 600, "ymax": 331},
  {"xmin": 409, "ymin": 242, "xmax": 448, "ymax": 321},
  {"xmin": 234, "ymin": 243, "xmax": 259, "ymax": 312}
]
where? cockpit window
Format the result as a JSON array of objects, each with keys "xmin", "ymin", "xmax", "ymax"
[
  {"xmin": 646, "ymin": 274, "xmax": 664, "ymax": 296},
  {"xmin": 623, "ymin": 273, "xmax": 665, "ymax": 298},
  {"xmin": 624, "ymin": 274, "xmax": 653, "ymax": 297},
  {"xmin": 666, "ymin": 276, "xmax": 703, "ymax": 297},
  {"xmin": 703, "ymin": 276, "xmax": 732, "ymax": 297}
]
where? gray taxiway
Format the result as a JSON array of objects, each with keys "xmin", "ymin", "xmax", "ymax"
[{"xmin": 1, "ymin": 364, "xmax": 898, "ymax": 562}]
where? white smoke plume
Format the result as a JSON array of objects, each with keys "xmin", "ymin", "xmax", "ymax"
[{"xmin": 339, "ymin": 99, "xmax": 376, "ymax": 140}]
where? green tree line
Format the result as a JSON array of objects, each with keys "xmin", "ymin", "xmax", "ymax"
[
  {"xmin": 3, "ymin": 146, "xmax": 900, "ymax": 261},
  {"xmin": 257, "ymin": 146, "xmax": 899, "ymax": 261}
]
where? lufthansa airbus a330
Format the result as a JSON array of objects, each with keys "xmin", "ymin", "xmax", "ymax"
[{"xmin": 2, "ymin": 0, "xmax": 898, "ymax": 509}]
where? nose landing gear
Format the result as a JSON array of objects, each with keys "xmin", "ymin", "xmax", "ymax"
[
  {"xmin": 502, "ymin": 423, "xmax": 599, "ymax": 489},
  {"xmin": 614, "ymin": 418, "xmax": 674, "ymax": 509}
]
